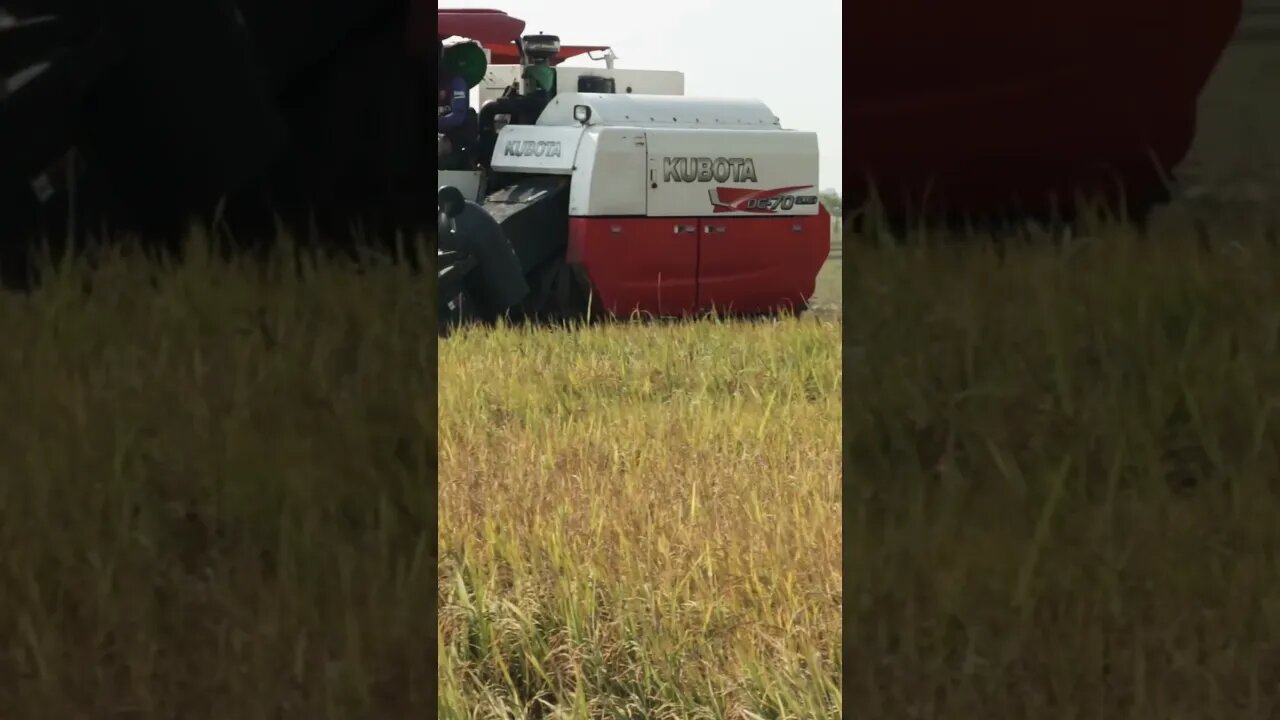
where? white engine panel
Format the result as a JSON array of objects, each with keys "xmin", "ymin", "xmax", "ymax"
[
  {"xmin": 642, "ymin": 128, "xmax": 820, "ymax": 217},
  {"xmin": 568, "ymin": 128, "xmax": 649, "ymax": 216},
  {"xmin": 481, "ymin": 93, "xmax": 819, "ymax": 219},
  {"xmin": 553, "ymin": 67, "xmax": 684, "ymax": 97},
  {"xmin": 539, "ymin": 92, "xmax": 781, "ymax": 129},
  {"xmin": 478, "ymin": 65, "xmax": 685, "ymax": 107},
  {"xmin": 488, "ymin": 124, "xmax": 583, "ymax": 174}
]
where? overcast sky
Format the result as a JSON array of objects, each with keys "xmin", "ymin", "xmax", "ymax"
[{"xmin": 439, "ymin": 0, "xmax": 843, "ymax": 194}]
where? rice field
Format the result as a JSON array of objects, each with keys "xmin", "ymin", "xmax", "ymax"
[
  {"xmin": 438, "ymin": 314, "xmax": 842, "ymax": 717},
  {"xmin": 813, "ymin": 233, "xmax": 842, "ymax": 313},
  {"xmin": 0, "ymin": 238, "xmax": 434, "ymax": 718},
  {"xmin": 29, "ymin": 202, "xmax": 1280, "ymax": 719},
  {"xmin": 845, "ymin": 204, "xmax": 1280, "ymax": 718}
]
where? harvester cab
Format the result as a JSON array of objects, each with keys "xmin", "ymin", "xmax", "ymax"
[{"xmin": 436, "ymin": 8, "xmax": 830, "ymax": 329}]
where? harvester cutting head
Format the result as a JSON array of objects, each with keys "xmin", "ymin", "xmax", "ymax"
[{"xmin": 437, "ymin": 9, "xmax": 831, "ymax": 327}]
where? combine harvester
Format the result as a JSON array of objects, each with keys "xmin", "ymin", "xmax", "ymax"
[
  {"xmin": 435, "ymin": 8, "xmax": 831, "ymax": 327},
  {"xmin": 849, "ymin": 0, "xmax": 1245, "ymax": 226}
]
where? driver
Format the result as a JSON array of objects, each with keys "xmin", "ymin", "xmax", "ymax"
[
  {"xmin": 501, "ymin": 62, "xmax": 555, "ymax": 126},
  {"xmin": 522, "ymin": 62, "xmax": 556, "ymax": 100}
]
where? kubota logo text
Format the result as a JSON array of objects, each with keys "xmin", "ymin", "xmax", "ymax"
[
  {"xmin": 663, "ymin": 157, "xmax": 758, "ymax": 183},
  {"xmin": 504, "ymin": 140, "xmax": 562, "ymax": 158},
  {"xmin": 708, "ymin": 186, "xmax": 817, "ymax": 214}
]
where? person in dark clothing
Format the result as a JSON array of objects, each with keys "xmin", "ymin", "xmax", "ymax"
[
  {"xmin": 522, "ymin": 63, "xmax": 556, "ymax": 100},
  {"xmin": 489, "ymin": 61, "xmax": 554, "ymax": 136},
  {"xmin": 437, "ymin": 40, "xmax": 477, "ymax": 169},
  {"xmin": 438, "ymin": 68, "xmax": 469, "ymax": 133}
]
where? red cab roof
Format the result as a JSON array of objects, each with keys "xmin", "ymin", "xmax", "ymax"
[
  {"xmin": 429, "ymin": 7, "xmax": 610, "ymax": 66},
  {"xmin": 437, "ymin": 9, "xmax": 526, "ymax": 44}
]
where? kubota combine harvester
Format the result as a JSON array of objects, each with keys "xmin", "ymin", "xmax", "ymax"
[{"xmin": 434, "ymin": 8, "xmax": 832, "ymax": 327}]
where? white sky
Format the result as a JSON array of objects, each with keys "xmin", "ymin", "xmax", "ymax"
[{"xmin": 439, "ymin": 0, "xmax": 843, "ymax": 194}]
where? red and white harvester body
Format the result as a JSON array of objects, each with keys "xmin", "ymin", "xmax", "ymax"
[{"xmin": 436, "ymin": 9, "xmax": 830, "ymax": 324}]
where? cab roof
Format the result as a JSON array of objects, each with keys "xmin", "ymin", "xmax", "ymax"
[{"xmin": 435, "ymin": 8, "xmax": 610, "ymax": 66}]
